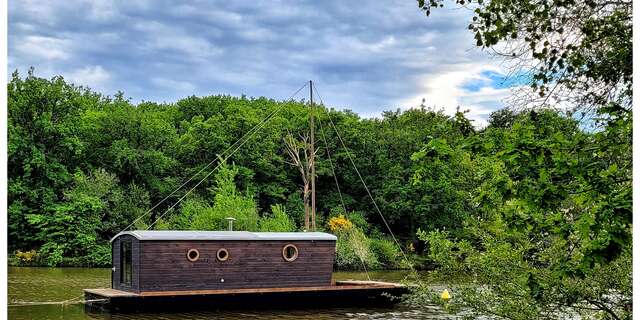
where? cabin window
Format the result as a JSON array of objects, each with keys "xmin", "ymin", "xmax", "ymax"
[
  {"xmin": 120, "ymin": 240, "xmax": 132, "ymax": 285},
  {"xmin": 282, "ymin": 244, "xmax": 298, "ymax": 262},
  {"xmin": 187, "ymin": 248, "xmax": 200, "ymax": 262},
  {"xmin": 216, "ymin": 248, "xmax": 229, "ymax": 262}
]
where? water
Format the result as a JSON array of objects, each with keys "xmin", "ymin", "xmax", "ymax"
[{"xmin": 8, "ymin": 267, "xmax": 455, "ymax": 319}]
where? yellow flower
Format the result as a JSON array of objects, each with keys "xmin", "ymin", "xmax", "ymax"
[
  {"xmin": 327, "ymin": 215, "xmax": 353, "ymax": 232},
  {"xmin": 16, "ymin": 249, "xmax": 37, "ymax": 262}
]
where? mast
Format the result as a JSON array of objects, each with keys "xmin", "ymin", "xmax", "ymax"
[{"xmin": 309, "ymin": 80, "xmax": 316, "ymax": 231}]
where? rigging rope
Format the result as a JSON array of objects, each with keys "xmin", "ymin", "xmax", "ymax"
[
  {"xmin": 316, "ymin": 119, "xmax": 347, "ymax": 213},
  {"xmin": 144, "ymin": 83, "xmax": 310, "ymax": 230},
  {"xmin": 312, "ymin": 82, "xmax": 423, "ymax": 285},
  {"xmin": 317, "ymin": 116, "xmax": 371, "ymax": 281},
  {"xmin": 8, "ymin": 299, "xmax": 109, "ymax": 307},
  {"xmin": 119, "ymin": 82, "xmax": 309, "ymax": 233}
]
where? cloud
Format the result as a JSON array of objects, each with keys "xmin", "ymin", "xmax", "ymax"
[
  {"xmin": 151, "ymin": 77, "xmax": 196, "ymax": 98},
  {"xmin": 133, "ymin": 21, "xmax": 224, "ymax": 59},
  {"xmin": 401, "ymin": 62, "xmax": 512, "ymax": 126},
  {"xmin": 14, "ymin": 35, "xmax": 71, "ymax": 60},
  {"xmin": 8, "ymin": 0, "xmax": 520, "ymax": 126},
  {"xmin": 65, "ymin": 65, "xmax": 111, "ymax": 89}
]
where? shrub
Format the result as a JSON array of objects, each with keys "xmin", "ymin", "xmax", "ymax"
[
  {"xmin": 331, "ymin": 214, "xmax": 380, "ymax": 270},
  {"xmin": 158, "ymin": 162, "xmax": 260, "ymax": 231},
  {"xmin": 204, "ymin": 163, "xmax": 259, "ymax": 231},
  {"xmin": 259, "ymin": 204, "xmax": 296, "ymax": 232},
  {"xmin": 14, "ymin": 249, "xmax": 38, "ymax": 265},
  {"xmin": 328, "ymin": 214, "xmax": 353, "ymax": 232},
  {"xmin": 335, "ymin": 228, "xmax": 379, "ymax": 270},
  {"xmin": 344, "ymin": 211, "xmax": 369, "ymax": 233},
  {"xmin": 370, "ymin": 237, "xmax": 401, "ymax": 269},
  {"xmin": 82, "ymin": 243, "xmax": 112, "ymax": 267},
  {"xmin": 38, "ymin": 243, "xmax": 65, "ymax": 267}
]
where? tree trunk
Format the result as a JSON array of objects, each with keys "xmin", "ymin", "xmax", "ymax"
[{"xmin": 303, "ymin": 186, "xmax": 310, "ymax": 230}]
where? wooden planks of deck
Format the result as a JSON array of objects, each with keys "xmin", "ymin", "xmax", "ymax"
[
  {"xmin": 84, "ymin": 280, "xmax": 404, "ymax": 298},
  {"xmin": 84, "ymin": 288, "xmax": 139, "ymax": 297}
]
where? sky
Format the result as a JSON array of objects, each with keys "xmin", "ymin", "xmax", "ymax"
[{"xmin": 8, "ymin": 0, "xmax": 519, "ymax": 126}]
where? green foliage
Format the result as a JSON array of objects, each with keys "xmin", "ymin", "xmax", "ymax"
[
  {"xmin": 23, "ymin": 169, "xmax": 127, "ymax": 266},
  {"xmin": 259, "ymin": 204, "xmax": 296, "ymax": 232},
  {"xmin": 334, "ymin": 227, "xmax": 379, "ymax": 270},
  {"xmin": 487, "ymin": 108, "xmax": 517, "ymax": 129},
  {"xmin": 159, "ymin": 162, "xmax": 260, "ymax": 231},
  {"xmin": 410, "ymin": 137, "xmax": 475, "ymax": 236},
  {"xmin": 343, "ymin": 211, "xmax": 369, "ymax": 233},
  {"xmin": 159, "ymin": 165, "xmax": 297, "ymax": 233},
  {"xmin": 369, "ymin": 237, "xmax": 401, "ymax": 269},
  {"xmin": 329, "ymin": 213, "xmax": 404, "ymax": 270},
  {"xmin": 8, "ymin": 68, "xmax": 100, "ymax": 251},
  {"xmin": 411, "ymin": 110, "xmax": 632, "ymax": 319},
  {"xmin": 207, "ymin": 162, "xmax": 260, "ymax": 231}
]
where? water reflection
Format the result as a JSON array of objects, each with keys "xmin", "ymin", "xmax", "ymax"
[
  {"xmin": 9, "ymin": 267, "xmax": 455, "ymax": 319},
  {"xmin": 87, "ymin": 307, "xmax": 454, "ymax": 320}
]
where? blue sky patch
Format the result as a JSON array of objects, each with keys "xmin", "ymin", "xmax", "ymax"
[{"xmin": 462, "ymin": 70, "xmax": 532, "ymax": 92}]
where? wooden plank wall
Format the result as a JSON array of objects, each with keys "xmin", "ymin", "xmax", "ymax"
[
  {"xmin": 137, "ymin": 240, "xmax": 336, "ymax": 291},
  {"xmin": 112, "ymin": 235, "xmax": 140, "ymax": 292}
]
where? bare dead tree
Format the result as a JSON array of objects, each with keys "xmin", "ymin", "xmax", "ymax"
[{"xmin": 283, "ymin": 131, "xmax": 317, "ymax": 231}]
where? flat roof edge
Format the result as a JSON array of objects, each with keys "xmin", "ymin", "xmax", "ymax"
[{"xmin": 110, "ymin": 231, "xmax": 338, "ymax": 242}]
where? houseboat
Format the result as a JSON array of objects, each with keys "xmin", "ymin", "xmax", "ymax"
[{"xmin": 84, "ymin": 230, "xmax": 407, "ymax": 312}]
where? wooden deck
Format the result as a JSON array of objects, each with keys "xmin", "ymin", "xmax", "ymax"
[
  {"xmin": 84, "ymin": 280, "xmax": 408, "ymax": 312},
  {"xmin": 86, "ymin": 280, "xmax": 403, "ymax": 297},
  {"xmin": 85, "ymin": 288, "xmax": 138, "ymax": 297}
]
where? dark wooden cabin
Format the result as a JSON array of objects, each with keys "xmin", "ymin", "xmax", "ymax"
[{"xmin": 110, "ymin": 230, "xmax": 337, "ymax": 293}]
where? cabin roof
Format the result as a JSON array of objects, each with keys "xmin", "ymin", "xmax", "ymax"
[{"xmin": 111, "ymin": 230, "xmax": 337, "ymax": 242}]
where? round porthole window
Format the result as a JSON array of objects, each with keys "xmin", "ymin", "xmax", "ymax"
[
  {"xmin": 217, "ymin": 248, "xmax": 229, "ymax": 262},
  {"xmin": 282, "ymin": 244, "xmax": 298, "ymax": 262},
  {"xmin": 187, "ymin": 248, "xmax": 200, "ymax": 262}
]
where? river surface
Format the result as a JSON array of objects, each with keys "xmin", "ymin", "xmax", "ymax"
[{"xmin": 8, "ymin": 267, "xmax": 456, "ymax": 319}]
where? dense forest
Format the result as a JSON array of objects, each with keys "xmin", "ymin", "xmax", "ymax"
[
  {"xmin": 7, "ymin": 69, "xmax": 478, "ymax": 267},
  {"xmin": 7, "ymin": 70, "xmax": 631, "ymax": 317},
  {"xmin": 8, "ymin": 67, "xmax": 630, "ymax": 268}
]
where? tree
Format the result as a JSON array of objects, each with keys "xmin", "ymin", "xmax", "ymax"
[
  {"xmin": 487, "ymin": 108, "xmax": 517, "ymax": 129},
  {"xmin": 413, "ymin": 2, "xmax": 632, "ymax": 318},
  {"xmin": 259, "ymin": 204, "xmax": 296, "ymax": 232},
  {"xmin": 414, "ymin": 111, "xmax": 631, "ymax": 319},
  {"xmin": 28, "ymin": 169, "xmax": 127, "ymax": 266},
  {"xmin": 283, "ymin": 132, "xmax": 317, "ymax": 231},
  {"xmin": 417, "ymin": 0, "xmax": 632, "ymax": 118},
  {"xmin": 8, "ymin": 69, "xmax": 100, "ymax": 251},
  {"xmin": 410, "ymin": 137, "xmax": 476, "ymax": 236},
  {"xmin": 158, "ymin": 162, "xmax": 260, "ymax": 231}
]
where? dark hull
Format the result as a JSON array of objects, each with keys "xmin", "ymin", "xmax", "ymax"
[{"xmin": 84, "ymin": 281, "xmax": 409, "ymax": 313}]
